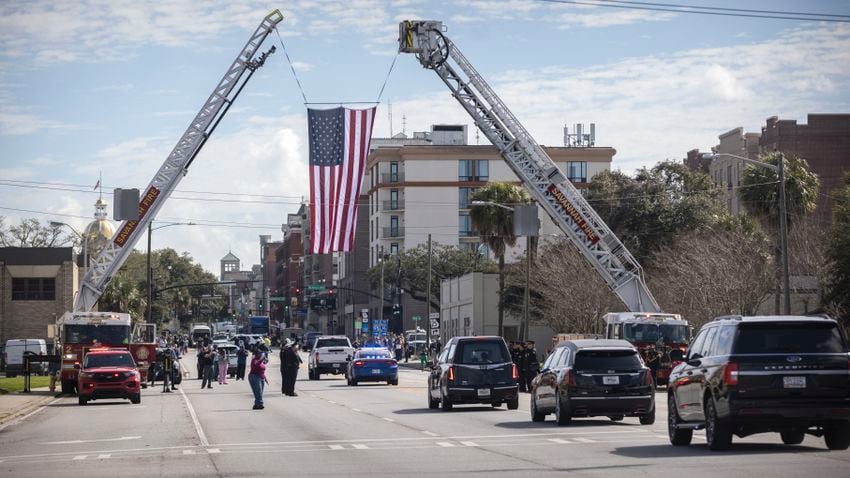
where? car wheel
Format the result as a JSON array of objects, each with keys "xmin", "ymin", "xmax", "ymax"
[
  {"xmin": 780, "ymin": 430, "xmax": 805, "ymax": 445},
  {"xmin": 507, "ymin": 395, "xmax": 519, "ymax": 410},
  {"xmin": 555, "ymin": 393, "xmax": 571, "ymax": 426},
  {"xmin": 705, "ymin": 396, "xmax": 733, "ymax": 451},
  {"xmin": 130, "ymin": 394, "xmax": 141, "ymax": 405},
  {"xmin": 639, "ymin": 405, "xmax": 656, "ymax": 425},
  {"xmin": 428, "ymin": 387, "xmax": 439, "ymax": 410},
  {"xmin": 668, "ymin": 394, "xmax": 693, "ymax": 446},
  {"xmin": 609, "ymin": 415, "xmax": 624, "ymax": 422},
  {"xmin": 351, "ymin": 379, "xmax": 358, "ymax": 386},
  {"xmin": 440, "ymin": 389, "xmax": 453, "ymax": 411},
  {"xmin": 78, "ymin": 396, "xmax": 87, "ymax": 406},
  {"xmin": 390, "ymin": 379, "xmax": 399, "ymax": 386},
  {"xmin": 824, "ymin": 421, "xmax": 850, "ymax": 450},
  {"xmin": 531, "ymin": 396, "xmax": 545, "ymax": 422}
]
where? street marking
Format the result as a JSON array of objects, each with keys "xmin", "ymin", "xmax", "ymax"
[
  {"xmin": 574, "ymin": 437, "xmax": 596, "ymax": 443},
  {"xmin": 207, "ymin": 448, "xmax": 221, "ymax": 454},
  {"xmin": 422, "ymin": 431, "xmax": 439, "ymax": 437},
  {"xmin": 460, "ymin": 441, "xmax": 479, "ymax": 447},
  {"xmin": 328, "ymin": 445, "xmax": 345, "ymax": 450},
  {"xmin": 179, "ymin": 387, "xmax": 209, "ymax": 446},
  {"xmin": 382, "ymin": 417, "xmax": 395, "ymax": 422},
  {"xmin": 97, "ymin": 454, "xmax": 111, "ymax": 459},
  {"xmin": 351, "ymin": 408, "xmax": 361, "ymax": 412},
  {"xmin": 351, "ymin": 444, "xmax": 369, "ymax": 449},
  {"xmin": 44, "ymin": 436, "xmax": 141, "ymax": 445},
  {"xmin": 328, "ymin": 400, "xmax": 337, "ymax": 404},
  {"xmin": 548, "ymin": 438, "xmax": 571, "ymax": 444},
  {"xmin": 436, "ymin": 442, "xmax": 455, "ymax": 447},
  {"xmin": 72, "ymin": 455, "xmax": 87, "ymax": 460},
  {"xmin": 182, "ymin": 450, "xmax": 196, "ymax": 455}
]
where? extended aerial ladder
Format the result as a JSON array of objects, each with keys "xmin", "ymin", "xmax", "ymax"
[
  {"xmin": 74, "ymin": 10, "xmax": 283, "ymax": 312},
  {"xmin": 398, "ymin": 21, "xmax": 661, "ymax": 313}
]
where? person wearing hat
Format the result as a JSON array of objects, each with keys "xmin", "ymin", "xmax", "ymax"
[
  {"xmin": 282, "ymin": 340, "xmax": 302, "ymax": 396},
  {"xmin": 279, "ymin": 339, "xmax": 291, "ymax": 394},
  {"xmin": 248, "ymin": 347, "xmax": 268, "ymax": 409}
]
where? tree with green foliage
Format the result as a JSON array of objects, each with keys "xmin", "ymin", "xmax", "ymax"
[
  {"xmin": 824, "ymin": 172, "xmax": 850, "ymax": 330},
  {"xmin": 366, "ymin": 243, "xmax": 496, "ymax": 311},
  {"xmin": 738, "ymin": 152, "xmax": 819, "ymax": 228},
  {"xmin": 469, "ymin": 182, "xmax": 533, "ymax": 337},
  {"xmin": 586, "ymin": 161, "xmax": 724, "ymax": 265}
]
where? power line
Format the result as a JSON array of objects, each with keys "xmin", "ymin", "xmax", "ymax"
[
  {"xmin": 592, "ymin": 0, "xmax": 850, "ymax": 19},
  {"xmin": 537, "ymin": 0, "xmax": 850, "ymax": 23}
]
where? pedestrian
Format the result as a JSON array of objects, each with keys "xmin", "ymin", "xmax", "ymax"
[
  {"xmin": 279, "ymin": 340, "xmax": 290, "ymax": 394},
  {"xmin": 201, "ymin": 344, "xmax": 215, "ymax": 389},
  {"xmin": 283, "ymin": 341, "xmax": 302, "ymax": 396},
  {"xmin": 394, "ymin": 337, "xmax": 403, "ymax": 361},
  {"xmin": 248, "ymin": 348, "xmax": 268, "ymax": 409},
  {"xmin": 236, "ymin": 341, "xmax": 248, "ymax": 381},
  {"xmin": 217, "ymin": 346, "xmax": 229, "ymax": 384},
  {"xmin": 48, "ymin": 355, "xmax": 61, "ymax": 392},
  {"xmin": 517, "ymin": 342, "xmax": 528, "ymax": 392},
  {"xmin": 522, "ymin": 341, "xmax": 539, "ymax": 393}
]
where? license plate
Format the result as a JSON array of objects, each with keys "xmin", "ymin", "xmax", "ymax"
[
  {"xmin": 333, "ymin": 363, "xmax": 340, "ymax": 368},
  {"xmin": 372, "ymin": 369, "xmax": 381, "ymax": 374},
  {"xmin": 477, "ymin": 388, "xmax": 491, "ymax": 398},
  {"xmin": 783, "ymin": 376, "xmax": 806, "ymax": 389},
  {"xmin": 603, "ymin": 376, "xmax": 619, "ymax": 385}
]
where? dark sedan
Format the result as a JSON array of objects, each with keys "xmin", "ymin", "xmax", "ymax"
[{"xmin": 530, "ymin": 339, "xmax": 655, "ymax": 425}]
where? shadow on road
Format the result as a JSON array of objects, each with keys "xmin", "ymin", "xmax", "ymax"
[
  {"xmin": 393, "ymin": 406, "xmax": 507, "ymax": 415},
  {"xmin": 493, "ymin": 418, "xmax": 630, "ymax": 429},
  {"xmin": 611, "ymin": 442, "xmax": 825, "ymax": 459},
  {"xmin": 48, "ymin": 401, "xmax": 132, "ymax": 407}
]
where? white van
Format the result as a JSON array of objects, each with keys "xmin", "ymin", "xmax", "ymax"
[{"xmin": 4, "ymin": 339, "xmax": 48, "ymax": 377}]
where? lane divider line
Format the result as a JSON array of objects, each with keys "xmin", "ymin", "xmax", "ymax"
[
  {"xmin": 97, "ymin": 454, "xmax": 111, "ymax": 459},
  {"xmin": 351, "ymin": 444, "xmax": 369, "ymax": 449},
  {"xmin": 422, "ymin": 431, "xmax": 439, "ymax": 437},
  {"xmin": 436, "ymin": 442, "xmax": 455, "ymax": 447},
  {"xmin": 460, "ymin": 441, "xmax": 478, "ymax": 447},
  {"xmin": 207, "ymin": 448, "xmax": 221, "ymax": 454},
  {"xmin": 72, "ymin": 455, "xmax": 87, "ymax": 460},
  {"xmin": 183, "ymin": 450, "xmax": 196, "ymax": 455},
  {"xmin": 548, "ymin": 438, "xmax": 571, "ymax": 444},
  {"xmin": 382, "ymin": 417, "xmax": 395, "ymax": 422},
  {"xmin": 574, "ymin": 437, "xmax": 596, "ymax": 443},
  {"xmin": 178, "ymin": 386, "xmax": 209, "ymax": 447},
  {"xmin": 328, "ymin": 445, "xmax": 344, "ymax": 450}
]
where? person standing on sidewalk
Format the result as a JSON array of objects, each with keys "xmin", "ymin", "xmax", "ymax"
[
  {"xmin": 248, "ymin": 348, "xmax": 268, "ymax": 409},
  {"xmin": 200, "ymin": 344, "xmax": 215, "ymax": 389},
  {"xmin": 283, "ymin": 342, "xmax": 302, "ymax": 396},
  {"xmin": 235, "ymin": 341, "xmax": 248, "ymax": 381},
  {"xmin": 217, "ymin": 346, "xmax": 229, "ymax": 385},
  {"xmin": 279, "ymin": 340, "xmax": 290, "ymax": 394}
]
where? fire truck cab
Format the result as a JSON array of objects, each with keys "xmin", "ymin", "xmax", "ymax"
[{"xmin": 601, "ymin": 312, "xmax": 691, "ymax": 386}]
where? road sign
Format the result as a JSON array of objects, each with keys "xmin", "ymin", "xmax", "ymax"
[
  {"xmin": 308, "ymin": 284, "xmax": 326, "ymax": 291},
  {"xmin": 429, "ymin": 319, "xmax": 439, "ymax": 329},
  {"xmin": 269, "ymin": 296, "xmax": 287, "ymax": 302},
  {"xmin": 412, "ymin": 315, "xmax": 421, "ymax": 322},
  {"xmin": 429, "ymin": 312, "xmax": 440, "ymax": 319},
  {"xmin": 431, "ymin": 328, "xmax": 440, "ymax": 337}
]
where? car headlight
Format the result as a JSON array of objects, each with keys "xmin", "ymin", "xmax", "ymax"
[{"xmin": 63, "ymin": 353, "xmax": 77, "ymax": 360}]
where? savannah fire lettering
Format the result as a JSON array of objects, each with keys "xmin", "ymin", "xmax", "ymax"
[
  {"xmin": 547, "ymin": 184, "xmax": 600, "ymax": 245},
  {"xmin": 113, "ymin": 186, "xmax": 161, "ymax": 246}
]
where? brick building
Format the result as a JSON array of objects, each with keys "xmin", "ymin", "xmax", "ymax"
[
  {"xmin": 0, "ymin": 248, "xmax": 78, "ymax": 350},
  {"xmin": 274, "ymin": 213, "xmax": 304, "ymax": 328}
]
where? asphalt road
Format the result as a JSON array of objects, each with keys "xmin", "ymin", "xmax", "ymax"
[{"xmin": 1, "ymin": 350, "xmax": 848, "ymax": 477}]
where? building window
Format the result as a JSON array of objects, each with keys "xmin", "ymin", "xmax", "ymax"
[
  {"xmin": 390, "ymin": 243, "xmax": 399, "ymax": 255},
  {"xmin": 459, "ymin": 214, "xmax": 474, "ymax": 236},
  {"xmin": 390, "ymin": 162, "xmax": 399, "ymax": 182},
  {"xmin": 12, "ymin": 278, "xmax": 56, "ymax": 301},
  {"xmin": 459, "ymin": 187, "xmax": 479, "ymax": 208},
  {"xmin": 390, "ymin": 215, "xmax": 399, "ymax": 235},
  {"xmin": 458, "ymin": 160, "xmax": 489, "ymax": 181},
  {"xmin": 390, "ymin": 189, "xmax": 399, "ymax": 210},
  {"xmin": 567, "ymin": 161, "xmax": 587, "ymax": 183}
]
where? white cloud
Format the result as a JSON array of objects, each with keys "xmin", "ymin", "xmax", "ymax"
[{"xmin": 290, "ymin": 61, "xmax": 314, "ymax": 72}]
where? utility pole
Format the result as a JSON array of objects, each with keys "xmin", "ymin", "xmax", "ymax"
[
  {"xmin": 377, "ymin": 246, "xmax": 384, "ymax": 338},
  {"xmin": 146, "ymin": 223, "xmax": 152, "ymax": 323},
  {"xmin": 778, "ymin": 154, "xmax": 791, "ymax": 314},
  {"xmin": 426, "ymin": 234, "xmax": 432, "ymax": 353},
  {"xmin": 523, "ymin": 235, "xmax": 531, "ymax": 342}
]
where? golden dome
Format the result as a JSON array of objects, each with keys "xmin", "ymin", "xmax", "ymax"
[{"xmin": 84, "ymin": 197, "xmax": 116, "ymax": 260}]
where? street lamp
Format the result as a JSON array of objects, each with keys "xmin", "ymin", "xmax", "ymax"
[
  {"xmin": 50, "ymin": 221, "xmax": 88, "ymax": 271},
  {"xmin": 147, "ymin": 222, "xmax": 195, "ymax": 323},
  {"xmin": 701, "ymin": 152, "xmax": 790, "ymax": 314},
  {"xmin": 470, "ymin": 200, "xmax": 536, "ymax": 342}
]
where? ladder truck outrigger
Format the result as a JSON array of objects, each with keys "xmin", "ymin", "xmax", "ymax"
[
  {"xmin": 398, "ymin": 21, "xmax": 690, "ymax": 378},
  {"xmin": 57, "ymin": 10, "xmax": 283, "ymax": 394}
]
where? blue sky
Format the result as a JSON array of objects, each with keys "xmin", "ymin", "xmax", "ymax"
[{"xmin": 1, "ymin": 0, "xmax": 849, "ymax": 276}]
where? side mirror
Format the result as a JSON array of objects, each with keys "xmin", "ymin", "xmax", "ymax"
[
  {"xmin": 686, "ymin": 357, "xmax": 702, "ymax": 367},
  {"xmin": 539, "ymin": 368, "xmax": 550, "ymax": 374}
]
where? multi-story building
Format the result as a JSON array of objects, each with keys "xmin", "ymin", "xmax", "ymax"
[
  {"xmin": 710, "ymin": 127, "xmax": 762, "ymax": 215},
  {"xmin": 274, "ymin": 213, "xmax": 304, "ymax": 328},
  {"xmin": 299, "ymin": 202, "xmax": 337, "ymax": 333}
]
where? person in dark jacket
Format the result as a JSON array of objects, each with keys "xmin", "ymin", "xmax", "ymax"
[
  {"xmin": 279, "ymin": 341, "xmax": 290, "ymax": 394},
  {"xmin": 522, "ymin": 341, "xmax": 539, "ymax": 393},
  {"xmin": 235, "ymin": 341, "xmax": 248, "ymax": 381},
  {"xmin": 282, "ymin": 342, "xmax": 302, "ymax": 396}
]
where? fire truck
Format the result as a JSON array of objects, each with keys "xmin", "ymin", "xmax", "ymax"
[
  {"xmin": 55, "ymin": 312, "xmax": 156, "ymax": 394},
  {"xmin": 54, "ymin": 8, "xmax": 283, "ymax": 395},
  {"xmin": 601, "ymin": 313, "xmax": 691, "ymax": 386}
]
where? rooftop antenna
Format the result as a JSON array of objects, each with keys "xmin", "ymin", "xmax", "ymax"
[
  {"xmin": 402, "ymin": 114, "xmax": 407, "ymax": 135},
  {"xmin": 388, "ymin": 101, "xmax": 393, "ymax": 137}
]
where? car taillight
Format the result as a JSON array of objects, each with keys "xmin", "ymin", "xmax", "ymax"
[
  {"xmin": 566, "ymin": 369, "xmax": 576, "ymax": 386},
  {"xmin": 512, "ymin": 364, "xmax": 519, "ymax": 381},
  {"xmin": 644, "ymin": 368, "xmax": 654, "ymax": 385},
  {"xmin": 353, "ymin": 360, "xmax": 366, "ymax": 367},
  {"xmin": 448, "ymin": 366, "xmax": 455, "ymax": 382},
  {"xmin": 724, "ymin": 362, "xmax": 739, "ymax": 387}
]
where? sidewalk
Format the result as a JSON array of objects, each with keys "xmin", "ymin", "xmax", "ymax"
[
  {"xmin": 397, "ymin": 361, "xmax": 429, "ymax": 371},
  {"xmin": 0, "ymin": 387, "xmax": 58, "ymax": 427}
]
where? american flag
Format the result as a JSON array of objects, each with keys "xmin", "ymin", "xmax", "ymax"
[{"xmin": 308, "ymin": 106, "xmax": 375, "ymax": 255}]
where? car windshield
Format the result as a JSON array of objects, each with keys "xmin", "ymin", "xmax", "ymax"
[
  {"xmin": 622, "ymin": 323, "xmax": 688, "ymax": 343},
  {"xmin": 574, "ymin": 350, "xmax": 642, "ymax": 371},
  {"xmin": 64, "ymin": 325, "xmax": 130, "ymax": 345},
  {"xmin": 356, "ymin": 349, "xmax": 392, "ymax": 359},
  {"xmin": 734, "ymin": 322, "xmax": 847, "ymax": 354},
  {"xmin": 84, "ymin": 353, "xmax": 135, "ymax": 369},
  {"xmin": 455, "ymin": 340, "xmax": 510, "ymax": 364},
  {"xmin": 316, "ymin": 338, "xmax": 350, "ymax": 348}
]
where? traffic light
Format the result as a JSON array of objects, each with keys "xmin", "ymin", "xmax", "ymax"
[
  {"xmin": 392, "ymin": 304, "xmax": 401, "ymax": 319},
  {"xmin": 259, "ymin": 301, "xmax": 264, "ymax": 313}
]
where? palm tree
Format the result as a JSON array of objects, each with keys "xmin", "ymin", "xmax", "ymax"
[
  {"xmin": 98, "ymin": 274, "xmax": 146, "ymax": 321},
  {"xmin": 469, "ymin": 182, "xmax": 532, "ymax": 337}
]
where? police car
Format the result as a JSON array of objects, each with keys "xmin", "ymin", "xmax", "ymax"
[{"xmin": 346, "ymin": 348, "xmax": 399, "ymax": 386}]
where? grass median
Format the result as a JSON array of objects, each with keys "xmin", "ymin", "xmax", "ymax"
[{"xmin": 0, "ymin": 376, "xmax": 50, "ymax": 393}]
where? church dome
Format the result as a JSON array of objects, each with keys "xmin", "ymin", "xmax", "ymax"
[{"xmin": 83, "ymin": 197, "xmax": 116, "ymax": 260}]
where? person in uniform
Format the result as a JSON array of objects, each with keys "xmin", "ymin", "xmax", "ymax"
[
  {"xmin": 522, "ymin": 341, "xmax": 539, "ymax": 393},
  {"xmin": 282, "ymin": 341, "xmax": 302, "ymax": 396}
]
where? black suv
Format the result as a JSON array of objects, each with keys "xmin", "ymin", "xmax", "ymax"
[
  {"xmin": 668, "ymin": 315, "xmax": 850, "ymax": 451},
  {"xmin": 530, "ymin": 339, "xmax": 655, "ymax": 425},
  {"xmin": 427, "ymin": 336, "xmax": 519, "ymax": 411}
]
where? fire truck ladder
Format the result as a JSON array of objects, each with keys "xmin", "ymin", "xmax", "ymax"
[
  {"xmin": 399, "ymin": 20, "xmax": 660, "ymax": 313},
  {"xmin": 74, "ymin": 10, "xmax": 284, "ymax": 312}
]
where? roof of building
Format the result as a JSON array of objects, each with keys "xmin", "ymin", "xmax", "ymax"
[
  {"xmin": 0, "ymin": 247, "xmax": 75, "ymax": 265},
  {"xmin": 221, "ymin": 251, "xmax": 240, "ymax": 262}
]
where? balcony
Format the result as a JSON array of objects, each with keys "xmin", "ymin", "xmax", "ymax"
[
  {"xmin": 381, "ymin": 172, "xmax": 404, "ymax": 183},
  {"xmin": 382, "ymin": 199, "xmax": 405, "ymax": 212},
  {"xmin": 382, "ymin": 227, "xmax": 405, "ymax": 238}
]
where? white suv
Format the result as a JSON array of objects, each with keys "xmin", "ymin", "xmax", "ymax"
[{"xmin": 308, "ymin": 336, "xmax": 354, "ymax": 380}]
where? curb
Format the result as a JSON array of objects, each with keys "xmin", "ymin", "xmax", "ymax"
[{"xmin": 0, "ymin": 393, "xmax": 58, "ymax": 428}]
